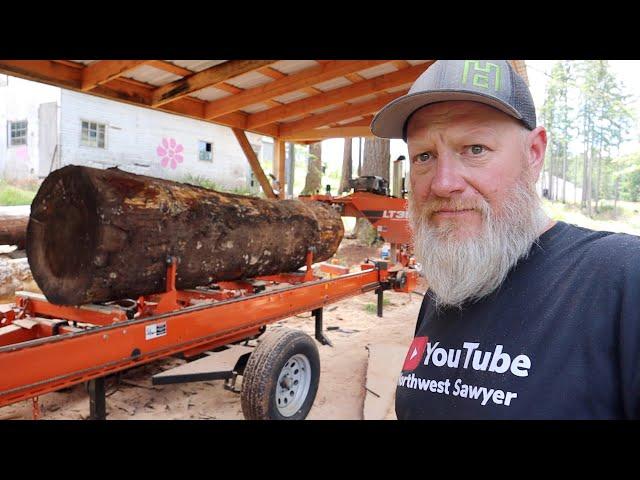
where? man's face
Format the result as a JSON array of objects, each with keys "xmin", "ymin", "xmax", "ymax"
[
  {"xmin": 405, "ymin": 100, "xmax": 549, "ymax": 308},
  {"xmin": 407, "ymin": 101, "xmax": 531, "ymax": 240}
]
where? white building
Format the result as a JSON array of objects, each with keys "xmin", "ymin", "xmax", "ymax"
[{"xmin": 0, "ymin": 75, "xmax": 274, "ymax": 192}]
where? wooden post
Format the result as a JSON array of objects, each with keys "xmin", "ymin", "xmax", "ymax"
[
  {"xmin": 275, "ymin": 139, "xmax": 286, "ymax": 199},
  {"xmin": 232, "ymin": 128, "xmax": 276, "ymax": 199}
]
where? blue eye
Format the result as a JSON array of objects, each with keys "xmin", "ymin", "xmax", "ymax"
[
  {"xmin": 415, "ymin": 152, "xmax": 432, "ymax": 163},
  {"xmin": 470, "ymin": 145, "xmax": 485, "ymax": 155}
]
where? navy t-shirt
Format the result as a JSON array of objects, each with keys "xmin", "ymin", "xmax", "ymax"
[{"xmin": 395, "ymin": 221, "xmax": 640, "ymax": 419}]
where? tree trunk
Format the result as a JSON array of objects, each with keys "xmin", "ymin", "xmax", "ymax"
[
  {"xmin": 614, "ymin": 177, "xmax": 620, "ymax": 217},
  {"xmin": 0, "ymin": 215, "xmax": 28, "ymax": 249},
  {"xmin": 27, "ymin": 165, "xmax": 344, "ymax": 305},
  {"xmin": 286, "ymin": 142, "xmax": 295, "ymax": 197},
  {"xmin": 301, "ymin": 142, "xmax": 322, "ymax": 195},
  {"xmin": 355, "ymin": 137, "xmax": 390, "ymax": 244},
  {"xmin": 562, "ymin": 144, "xmax": 567, "ymax": 203},
  {"xmin": 361, "ymin": 137, "xmax": 390, "ymax": 180},
  {"xmin": 339, "ymin": 138, "xmax": 353, "ymax": 193}
]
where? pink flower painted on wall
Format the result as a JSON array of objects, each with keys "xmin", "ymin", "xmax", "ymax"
[{"xmin": 156, "ymin": 138, "xmax": 184, "ymax": 169}]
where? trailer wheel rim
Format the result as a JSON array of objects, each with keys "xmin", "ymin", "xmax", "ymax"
[{"xmin": 276, "ymin": 353, "xmax": 312, "ymax": 417}]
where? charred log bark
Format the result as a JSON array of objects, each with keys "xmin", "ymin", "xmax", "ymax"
[
  {"xmin": 0, "ymin": 215, "xmax": 28, "ymax": 249},
  {"xmin": 27, "ymin": 165, "xmax": 344, "ymax": 305}
]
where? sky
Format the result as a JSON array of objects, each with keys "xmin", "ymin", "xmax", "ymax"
[{"xmin": 321, "ymin": 60, "xmax": 640, "ymax": 173}]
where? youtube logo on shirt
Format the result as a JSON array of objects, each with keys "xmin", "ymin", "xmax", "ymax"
[{"xmin": 402, "ymin": 336, "xmax": 429, "ymax": 372}]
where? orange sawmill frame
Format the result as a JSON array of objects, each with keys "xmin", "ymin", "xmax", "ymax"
[{"xmin": 0, "ymin": 254, "xmax": 416, "ymax": 408}]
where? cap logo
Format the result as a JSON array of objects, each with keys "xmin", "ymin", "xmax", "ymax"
[{"xmin": 462, "ymin": 61, "xmax": 501, "ymax": 92}]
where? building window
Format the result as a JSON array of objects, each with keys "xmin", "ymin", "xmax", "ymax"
[
  {"xmin": 199, "ymin": 141, "xmax": 213, "ymax": 162},
  {"xmin": 9, "ymin": 120, "xmax": 27, "ymax": 146},
  {"xmin": 81, "ymin": 121, "xmax": 106, "ymax": 148}
]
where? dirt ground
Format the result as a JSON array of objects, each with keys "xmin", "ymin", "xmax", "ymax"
[{"xmin": 0, "ymin": 238, "xmax": 426, "ymax": 420}]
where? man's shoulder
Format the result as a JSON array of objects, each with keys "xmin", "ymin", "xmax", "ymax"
[{"xmin": 560, "ymin": 222, "xmax": 640, "ymax": 272}]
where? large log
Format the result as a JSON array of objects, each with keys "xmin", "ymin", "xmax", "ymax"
[
  {"xmin": 0, "ymin": 215, "xmax": 28, "ymax": 249},
  {"xmin": 27, "ymin": 165, "xmax": 344, "ymax": 305}
]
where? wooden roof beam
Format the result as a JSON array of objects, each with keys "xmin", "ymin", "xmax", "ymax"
[
  {"xmin": 204, "ymin": 60, "xmax": 390, "ymax": 120},
  {"xmin": 0, "ymin": 61, "xmax": 277, "ymax": 137},
  {"xmin": 280, "ymin": 126, "xmax": 375, "ymax": 142},
  {"xmin": 278, "ymin": 90, "xmax": 408, "ymax": 137},
  {"xmin": 247, "ymin": 63, "xmax": 430, "ymax": 129},
  {"xmin": 81, "ymin": 60, "xmax": 151, "ymax": 91},
  {"xmin": 151, "ymin": 60, "xmax": 277, "ymax": 107},
  {"xmin": 0, "ymin": 60, "xmax": 82, "ymax": 89},
  {"xmin": 147, "ymin": 61, "xmax": 194, "ymax": 77},
  {"xmin": 232, "ymin": 128, "xmax": 276, "ymax": 199}
]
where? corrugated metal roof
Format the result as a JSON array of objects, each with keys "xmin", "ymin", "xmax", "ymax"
[
  {"xmin": 272, "ymin": 90, "xmax": 310, "ymax": 104},
  {"xmin": 347, "ymin": 93, "xmax": 379, "ymax": 105},
  {"xmin": 225, "ymin": 70, "xmax": 273, "ymax": 90},
  {"xmin": 336, "ymin": 116, "xmax": 363, "ymax": 125},
  {"xmin": 166, "ymin": 60, "xmax": 227, "ymax": 72},
  {"xmin": 2, "ymin": 59, "xmax": 530, "ymax": 142},
  {"xmin": 270, "ymin": 60, "xmax": 318, "ymax": 75},
  {"xmin": 357, "ymin": 63, "xmax": 398, "ymax": 79},
  {"xmin": 190, "ymin": 87, "xmax": 232, "ymax": 102},
  {"xmin": 279, "ymin": 113, "xmax": 311, "ymax": 124},
  {"xmin": 121, "ymin": 64, "xmax": 181, "ymax": 86},
  {"xmin": 386, "ymin": 84, "xmax": 411, "ymax": 93},
  {"xmin": 241, "ymin": 103, "xmax": 272, "ymax": 114},
  {"xmin": 312, "ymin": 76, "xmax": 353, "ymax": 92},
  {"xmin": 309, "ymin": 103, "xmax": 340, "ymax": 115}
]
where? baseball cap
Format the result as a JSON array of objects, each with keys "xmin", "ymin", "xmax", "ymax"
[{"xmin": 370, "ymin": 60, "xmax": 536, "ymax": 140}]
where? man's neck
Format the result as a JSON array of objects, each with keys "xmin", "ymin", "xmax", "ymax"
[{"xmin": 540, "ymin": 218, "xmax": 557, "ymax": 236}]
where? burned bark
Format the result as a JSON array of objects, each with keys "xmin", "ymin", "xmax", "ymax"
[
  {"xmin": 0, "ymin": 215, "xmax": 28, "ymax": 249},
  {"xmin": 27, "ymin": 165, "xmax": 344, "ymax": 305}
]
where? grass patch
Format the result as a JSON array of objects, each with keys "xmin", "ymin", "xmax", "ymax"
[
  {"xmin": 541, "ymin": 198, "xmax": 640, "ymax": 236},
  {"xmin": 364, "ymin": 298, "xmax": 393, "ymax": 314},
  {"xmin": 182, "ymin": 174, "xmax": 257, "ymax": 197},
  {"xmin": 0, "ymin": 181, "xmax": 37, "ymax": 206}
]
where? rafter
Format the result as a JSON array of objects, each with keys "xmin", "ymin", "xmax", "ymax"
[
  {"xmin": 339, "ymin": 115, "xmax": 374, "ymax": 127},
  {"xmin": 81, "ymin": 60, "xmax": 151, "ymax": 91},
  {"xmin": 280, "ymin": 126, "xmax": 375, "ymax": 142},
  {"xmin": 147, "ymin": 60, "xmax": 193, "ymax": 77},
  {"xmin": 0, "ymin": 61, "xmax": 278, "ymax": 137},
  {"xmin": 247, "ymin": 63, "xmax": 429, "ymax": 129},
  {"xmin": 204, "ymin": 60, "xmax": 389, "ymax": 120},
  {"xmin": 278, "ymin": 90, "xmax": 407, "ymax": 137},
  {"xmin": 151, "ymin": 60, "xmax": 277, "ymax": 107}
]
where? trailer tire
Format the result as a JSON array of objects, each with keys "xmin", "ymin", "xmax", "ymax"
[{"xmin": 241, "ymin": 328, "xmax": 320, "ymax": 420}]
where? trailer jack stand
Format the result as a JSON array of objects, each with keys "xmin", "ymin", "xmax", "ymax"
[
  {"xmin": 223, "ymin": 373, "xmax": 241, "ymax": 393},
  {"xmin": 88, "ymin": 377, "xmax": 106, "ymax": 420},
  {"xmin": 31, "ymin": 397, "xmax": 41, "ymax": 420},
  {"xmin": 313, "ymin": 308, "xmax": 333, "ymax": 347}
]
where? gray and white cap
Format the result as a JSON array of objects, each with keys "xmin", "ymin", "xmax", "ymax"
[{"xmin": 370, "ymin": 60, "xmax": 536, "ymax": 140}]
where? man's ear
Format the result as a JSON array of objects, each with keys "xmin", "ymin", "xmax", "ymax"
[{"xmin": 526, "ymin": 126, "xmax": 547, "ymax": 180}]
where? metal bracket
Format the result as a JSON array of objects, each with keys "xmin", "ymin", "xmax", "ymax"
[
  {"xmin": 88, "ymin": 377, "xmax": 106, "ymax": 420},
  {"xmin": 223, "ymin": 373, "xmax": 241, "ymax": 393},
  {"xmin": 313, "ymin": 307, "xmax": 333, "ymax": 347},
  {"xmin": 376, "ymin": 287, "xmax": 384, "ymax": 318}
]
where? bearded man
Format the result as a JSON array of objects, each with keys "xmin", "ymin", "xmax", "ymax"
[{"xmin": 371, "ymin": 60, "xmax": 640, "ymax": 419}]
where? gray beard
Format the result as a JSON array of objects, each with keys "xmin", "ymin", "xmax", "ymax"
[{"xmin": 409, "ymin": 179, "xmax": 549, "ymax": 309}]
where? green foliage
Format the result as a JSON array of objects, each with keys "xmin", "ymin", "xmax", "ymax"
[
  {"xmin": 0, "ymin": 181, "xmax": 37, "ymax": 206},
  {"xmin": 181, "ymin": 174, "xmax": 256, "ymax": 197},
  {"xmin": 541, "ymin": 60, "xmax": 635, "ymax": 217},
  {"xmin": 364, "ymin": 298, "xmax": 392, "ymax": 314},
  {"xmin": 182, "ymin": 173, "xmax": 220, "ymax": 191}
]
